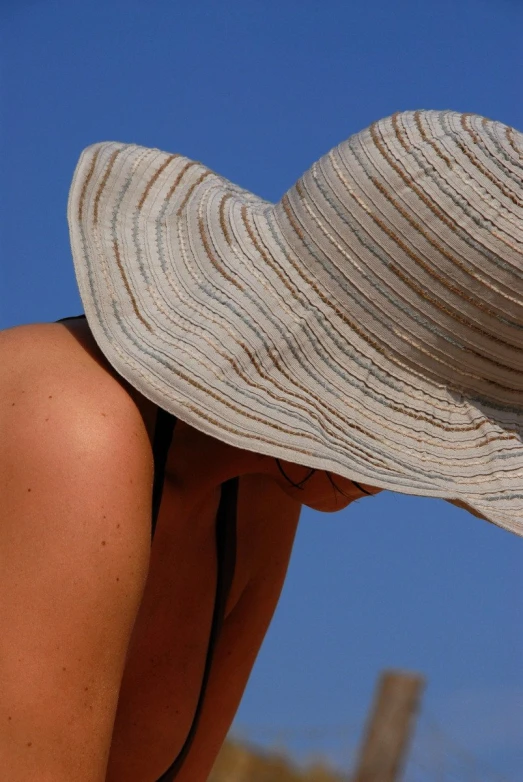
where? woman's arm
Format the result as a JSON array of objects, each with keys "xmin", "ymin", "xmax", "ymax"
[{"xmin": 167, "ymin": 476, "xmax": 302, "ymax": 782}]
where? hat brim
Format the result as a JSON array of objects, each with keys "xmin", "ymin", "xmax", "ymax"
[{"xmin": 68, "ymin": 139, "xmax": 523, "ymax": 538}]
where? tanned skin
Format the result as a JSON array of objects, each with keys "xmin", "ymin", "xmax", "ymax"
[{"xmin": 2, "ymin": 316, "xmax": 478, "ymax": 781}]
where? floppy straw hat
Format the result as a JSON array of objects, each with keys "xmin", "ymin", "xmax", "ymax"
[{"xmin": 67, "ymin": 109, "xmax": 523, "ymax": 538}]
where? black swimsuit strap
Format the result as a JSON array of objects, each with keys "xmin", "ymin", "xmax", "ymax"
[
  {"xmin": 151, "ymin": 406, "xmax": 177, "ymax": 539},
  {"xmin": 150, "ymin": 408, "xmax": 238, "ymax": 781},
  {"xmin": 156, "ymin": 475, "xmax": 238, "ymax": 781}
]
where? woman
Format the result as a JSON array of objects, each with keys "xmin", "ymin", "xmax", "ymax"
[{"xmin": 1, "ymin": 109, "xmax": 521, "ymax": 781}]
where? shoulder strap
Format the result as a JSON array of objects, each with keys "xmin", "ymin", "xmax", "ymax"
[
  {"xmin": 150, "ymin": 407, "xmax": 238, "ymax": 781},
  {"xmin": 54, "ymin": 314, "xmax": 86, "ymax": 322},
  {"xmin": 156, "ymin": 477, "xmax": 238, "ymax": 781},
  {"xmin": 151, "ymin": 406, "xmax": 177, "ymax": 539}
]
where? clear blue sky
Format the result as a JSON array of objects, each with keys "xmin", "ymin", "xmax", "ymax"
[{"xmin": 1, "ymin": 0, "xmax": 522, "ymax": 778}]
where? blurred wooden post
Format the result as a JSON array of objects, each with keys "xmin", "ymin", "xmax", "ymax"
[
  {"xmin": 208, "ymin": 740, "xmax": 256, "ymax": 782},
  {"xmin": 352, "ymin": 669, "xmax": 425, "ymax": 782},
  {"xmin": 227, "ymin": 749, "xmax": 255, "ymax": 782}
]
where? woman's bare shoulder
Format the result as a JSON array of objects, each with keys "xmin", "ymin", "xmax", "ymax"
[
  {"xmin": 1, "ymin": 318, "xmax": 125, "ymax": 390},
  {"xmin": 0, "ymin": 319, "xmax": 155, "ymax": 458}
]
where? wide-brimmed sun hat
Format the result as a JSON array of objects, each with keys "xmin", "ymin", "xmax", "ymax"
[{"xmin": 67, "ymin": 109, "xmax": 523, "ymax": 538}]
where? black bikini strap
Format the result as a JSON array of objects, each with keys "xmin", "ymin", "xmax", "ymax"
[
  {"xmin": 54, "ymin": 314, "xmax": 86, "ymax": 322},
  {"xmin": 156, "ymin": 476, "xmax": 238, "ymax": 782},
  {"xmin": 150, "ymin": 407, "xmax": 238, "ymax": 781},
  {"xmin": 151, "ymin": 407, "xmax": 177, "ymax": 539}
]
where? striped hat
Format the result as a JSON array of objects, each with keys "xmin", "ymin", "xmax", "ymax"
[{"xmin": 67, "ymin": 109, "xmax": 523, "ymax": 538}]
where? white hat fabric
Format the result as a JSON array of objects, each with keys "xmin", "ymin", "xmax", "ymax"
[{"xmin": 67, "ymin": 109, "xmax": 523, "ymax": 537}]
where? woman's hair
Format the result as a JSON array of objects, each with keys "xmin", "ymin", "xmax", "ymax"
[{"xmin": 274, "ymin": 459, "xmax": 372, "ymax": 502}]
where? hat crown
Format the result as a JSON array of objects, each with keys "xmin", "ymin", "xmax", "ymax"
[{"xmin": 272, "ymin": 110, "xmax": 523, "ymax": 409}]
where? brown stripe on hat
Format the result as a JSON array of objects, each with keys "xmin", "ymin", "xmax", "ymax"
[
  {"xmin": 219, "ymin": 193, "xmax": 234, "ymax": 245},
  {"xmin": 461, "ymin": 112, "xmax": 483, "ymax": 146},
  {"xmin": 138, "ymin": 154, "xmax": 179, "ymax": 211},
  {"xmin": 414, "ymin": 110, "xmax": 453, "ymax": 168},
  {"xmin": 93, "ymin": 148, "xmax": 120, "ymax": 225},
  {"xmin": 506, "ymin": 126, "xmax": 523, "ymax": 160},
  {"xmin": 181, "ymin": 399, "xmax": 317, "ymax": 457},
  {"xmin": 166, "ymin": 160, "xmax": 198, "ymax": 202},
  {"xmin": 78, "ymin": 146, "xmax": 101, "ymax": 222},
  {"xmin": 177, "ymin": 170, "xmax": 212, "ymax": 218},
  {"xmin": 240, "ymin": 205, "xmax": 296, "ymax": 294},
  {"xmin": 198, "ymin": 213, "xmax": 243, "ymax": 292},
  {"xmin": 112, "ymin": 239, "xmax": 153, "ymax": 333}
]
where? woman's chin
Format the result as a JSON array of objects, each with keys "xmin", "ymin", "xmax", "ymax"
[{"xmin": 306, "ymin": 496, "xmax": 354, "ymax": 514}]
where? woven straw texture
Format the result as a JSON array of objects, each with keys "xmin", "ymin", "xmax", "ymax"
[{"xmin": 68, "ymin": 110, "xmax": 523, "ymax": 537}]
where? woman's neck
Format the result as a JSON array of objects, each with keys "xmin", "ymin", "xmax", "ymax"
[{"xmin": 164, "ymin": 417, "xmax": 271, "ymax": 497}]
